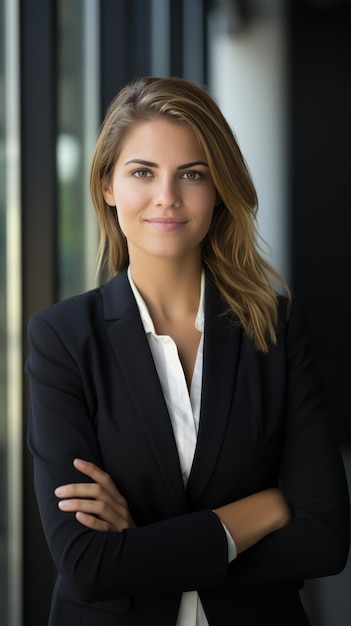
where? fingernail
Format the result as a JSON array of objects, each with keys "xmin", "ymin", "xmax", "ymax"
[
  {"xmin": 55, "ymin": 486, "xmax": 65, "ymax": 496},
  {"xmin": 74, "ymin": 458, "xmax": 85, "ymax": 467},
  {"xmin": 58, "ymin": 500, "xmax": 69, "ymax": 509}
]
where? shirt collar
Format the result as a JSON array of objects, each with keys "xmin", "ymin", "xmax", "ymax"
[{"xmin": 127, "ymin": 266, "xmax": 205, "ymax": 335}]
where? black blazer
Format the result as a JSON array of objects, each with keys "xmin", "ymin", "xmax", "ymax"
[{"xmin": 25, "ymin": 270, "xmax": 350, "ymax": 626}]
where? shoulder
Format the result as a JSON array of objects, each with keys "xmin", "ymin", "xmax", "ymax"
[
  {"xmin": 28, "ymin": 285, "xmax": 104, "ymax": 332},
  {"xmin": 25, "ymin": 287, "xmax": 110, "ymax": 387},
  {"xmin": 274, "ymin": 293, "xmax": 317, "ymax": 364},
  {"xmin": 25, "ymin": 288, "xmax": 107, "ymax": 364},
  {"xmin": 276, "ymin": 293, "xmax": 308, "ymax": 332},
  {"xmin": 26, "ymin": 270, "xmax": 131, "ymax": 347}
]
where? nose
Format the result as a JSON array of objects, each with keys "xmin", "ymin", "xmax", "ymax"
[{"xmin": 154, "ymin": 176, "xmax": 181, "ymax": 208}]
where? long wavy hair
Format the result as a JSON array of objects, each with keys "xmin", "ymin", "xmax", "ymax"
[{"xmin": 90, "ymin": 76, "xmax": 290, "ymax": 352}]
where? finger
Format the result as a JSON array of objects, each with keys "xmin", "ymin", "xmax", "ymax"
[
  {"xmin": 54, "ymin": 482, "xmax": 131, "ymax": 525},
  {"xmin": 75, "ymin": 512, "xmax": 115, "ymax": 532},
  {"xmin": 73, "ymin": 458, "xmax": 111, "ymax": 486},
  {"xmin": 55, "ymin": 482, "xmax": 114, "ymax": 500},
  {"xmin": 57, "ymin": 497, "xmax": 130, "ymax": 529},
  {"xmin": 73, "ymin": 459, "xmax": 124, "ymax": 500},
  {"xmin": 55, "ymin": 481, "xmax": 128, "ymax": 509}
]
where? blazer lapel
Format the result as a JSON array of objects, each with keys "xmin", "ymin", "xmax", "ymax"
[
  {"xmin": 102, "ymin": 270, "xmax": 186, "ymax": 511},
  {"xmin": 186, "ymin": 277, "xmax": 242, "ymax": 504}
]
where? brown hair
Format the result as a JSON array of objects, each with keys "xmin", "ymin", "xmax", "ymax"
[{"xmin": 90, "ymin": 76, "xmax": 290, "ymax": 352}]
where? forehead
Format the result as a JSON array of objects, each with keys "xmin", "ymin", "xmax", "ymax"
[{"xmin": 117, "ymin": 117, "xmax": 205, "ymax": 160}]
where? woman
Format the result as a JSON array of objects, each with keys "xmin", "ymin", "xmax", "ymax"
[{"xmin": 25, "ymin": 76, "xmax": 350, "ymax": 625}]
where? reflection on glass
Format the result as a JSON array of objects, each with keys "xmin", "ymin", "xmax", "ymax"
[
  {"xmin": 57, "ymin": 0, "xmax": 85, "ymax": 299},
  {"xmin": 1, "ymin": 0, "xmax": 22, "ymax": 624},
  {"xmin": 57, "ymin": 0, "xmax": 99, "ymax": 300},
  {"xmin": 0, "ymin": 0, "xmax": 9, "ymax": 621}
]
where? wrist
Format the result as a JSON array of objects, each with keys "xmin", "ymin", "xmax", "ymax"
[{"xmin": 213, "ymin": 488, "xmax": 292, "ymax": 555}]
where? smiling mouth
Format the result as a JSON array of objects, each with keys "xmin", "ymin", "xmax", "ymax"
[
  {"xmin": 145, "ymin": 218, "xmax": 187, "ymax": 231},
  {"xmin": 146, "ymin": 217, "xmax": 186, "ymax": 223}
]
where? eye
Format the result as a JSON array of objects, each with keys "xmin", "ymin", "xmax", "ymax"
[
  {"xmin": 132, "ymin": 169, "xmax": 152, "ymax": 179},
  {"xmin": 181, "ymin": 170, "xmax": 204, "ymax": 180}
]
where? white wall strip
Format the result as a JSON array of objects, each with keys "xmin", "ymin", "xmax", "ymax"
[
  {"xmin": 83, "ymin": 0, "xmax": 101, "ymax": 289},
  {"xmin": 5, "ymin": 0, "xmax": 22, "ymax": 623}
]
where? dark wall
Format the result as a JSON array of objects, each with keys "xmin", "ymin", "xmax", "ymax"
[
  {"xmin": 289, "ymin": 0, "xmax": 351, "ymax": 444},
  {"xmin": 287, "ymin": 7, "xmax": 351, "ymax": 622}
]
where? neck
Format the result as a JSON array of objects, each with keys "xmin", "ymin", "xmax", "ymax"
[{"xmin": 129, "ymin": 254, "xmax": 203, "ymax": 322}]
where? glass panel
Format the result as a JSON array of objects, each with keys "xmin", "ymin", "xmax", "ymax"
[
  {"xmin": 57, "ymin": 0, "xmax": 99, "ymax": 300},
  {"xmin": 0, "ymin": 0, "xmax": 8, "ymax": 618},
  {"xmin": 0, "ymin": 0, "xmax": 22, "ymax": 624},
  {"xmin": 151, "ymin": 0, "xmax": 170, "ymax": 76}
]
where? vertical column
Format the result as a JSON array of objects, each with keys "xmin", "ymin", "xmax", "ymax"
[
  {"xmin": 183, "ymin": 0, "xmax": 206, "ymax": 83},
  {"xmin": 170, "ymin": 0, "xmax": 183, "ymax": 75},
  {"xmin": 83, "ymin": 0, "xmax": 100, "ymax": 290},
  {"xmin": 151, "ymin": 0, "xmax": 171, "ymax": 76},
  {"xmin": 5, "ymin": 0, "xmax": 22, "ymax": 623},
  {"xmin": 21, "ymin": 0, "xmax": 58, "ymax": 623},
  {"xmin": 100, "ymin": 0, "xmax": 152, "ymax": 116}
]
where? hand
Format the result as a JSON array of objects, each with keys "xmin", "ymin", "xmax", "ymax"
[{"xmin": 54, "ymin": 458, "xmax": 136, "ymax": 532}]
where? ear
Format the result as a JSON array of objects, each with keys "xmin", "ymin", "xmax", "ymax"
[{"xmin": 101, "ymin": 178, "xmax": 116, "ymax": 207}]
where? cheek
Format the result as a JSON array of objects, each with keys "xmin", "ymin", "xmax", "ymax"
[
  {"xmin": 114, "ymin": 183, "xmax": 144, "ymax": 210},
  {"xmin": 198, "ymin": 185, "xmax": 217, "ymax": 209},
  {"xmin": 202, "ymin": 211, "xmax": 215, "ymax": 236},
  {"xmin": 199, "ymin": 192, "xmax": 216, "ymax": 223},
  {"xmin": 195, "ymin": 207, "xmax": 215, "ymax": 243},
  {"xmin": 115, "ymin": 201, "xmax": 141, "ymax": 238},
  {"xmin": 115, "ymin": 207, "xmax": 128, "ymax": 236}
]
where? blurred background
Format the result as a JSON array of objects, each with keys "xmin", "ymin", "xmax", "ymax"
[{"xmin": 0, "ymin": 0, "xmax": 350, "ymax": 624}]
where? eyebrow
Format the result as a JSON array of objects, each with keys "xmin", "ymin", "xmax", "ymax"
[{"xmin": 123, "ymin": 158, "xmax": 209, "ymax": 169}]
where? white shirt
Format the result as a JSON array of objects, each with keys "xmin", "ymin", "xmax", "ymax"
[{"xmin": 127, "ymin": 267, "xmax": 236, "ymax": 626}]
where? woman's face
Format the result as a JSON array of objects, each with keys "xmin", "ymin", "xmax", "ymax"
[{"xmin": 102, "ymin": 117, "xmax": 217, "ymax": 265}]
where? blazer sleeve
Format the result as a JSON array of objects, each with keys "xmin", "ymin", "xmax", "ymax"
[
  {"xmin": 227, "ymin": 299, "xmax": 350, "ymax": 586},
  {"xmin": 25, "ymin": 312, "xmax": 229, "ymax": 603}
]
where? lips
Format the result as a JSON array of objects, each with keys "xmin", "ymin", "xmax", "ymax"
[
  {"xmin": 146, "ymin": 217, "xmax": 186, "ymax": 223},
  {"xmin": 145, "ymin": 217, "xmax": 187, "ymax": 231}
]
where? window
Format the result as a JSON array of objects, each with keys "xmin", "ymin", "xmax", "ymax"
[
  {"xmin": 57, "ymin": 0, "xmax": 100, "ymax": 300},
  {"xmin": 0, "ymin": 0, "xmax": 22, "ymax": 624}
]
